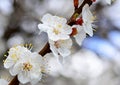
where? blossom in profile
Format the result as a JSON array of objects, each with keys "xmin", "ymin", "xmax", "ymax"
[
  {"xmin": 71, "ymin": 4, "xmax": 95, "ymax": 46},
  {"xmin": 82, "ymin": 4, "xmax": 95, "ymax": 37},
  {"xmin": 49, "ymin": 39, "xmax": 72, "ymax": 62},
  {"xmin": 38, "ymin": 13, "xmax": 72, "ymax": 41}
]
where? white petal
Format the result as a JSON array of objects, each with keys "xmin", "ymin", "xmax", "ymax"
[
  {"xmin": 41, "ymin": 13, "xmax": 53, "ymax": 25},
  {"xmin": 30, "ymin": 74, "xmax": 42, "ymax": 85},
  {"xmin": 58, "ymin": 56, "xmax": 64, "ymax": 65},
  {"xmin": 30, "ymin": 70, "xmax": 41, "ymax": 79},
  {"xmin": 58, "ymin": 48, "xmax": 71, "ymax": 57},
  {"xmin": 82, "ymin": 4, "xmax": 93, "ymax": 23},
  {"xmin": 9, "ymin": 61, "xmax": 21, "ymax": 76},
  {"xmin": 59, "ymin": 39, "xmax": 72, "ymax": 49},
  {"xmin": 49, "ymin": 44, "xmax": 59, "ymax": 57},
  {"xmin": 83, "ymin": 23, "xmax": 93, "ymax": 36},
  {"xmin": 38, "ymin": 24, "xmax": 52, "ymax": 32},
  {"xmin": 52, "ymin": 15, "xmax": 67, "ymax": 25},
  {"xmin": 64, "ymin": 25, "xmax": 72, "ymax": 35},
  {"xmin": 4, "ymin": 57, "xmax": 14, "ymax": 69},
  {"xmin": 18, "ymin": 72, "xmax": 30, "ymax": 84},
  {"xmin": 74, "ymin": 29, "xmax": 86, "ymax": 46}
]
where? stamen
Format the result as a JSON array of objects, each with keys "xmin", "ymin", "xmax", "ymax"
[
  {"xmin": 23, "ymin": 62, "xmax": 32, "ymax": 71},
  {"xmin": 53, "ymin": 29, "xmax": 60, "ymax": 35}
]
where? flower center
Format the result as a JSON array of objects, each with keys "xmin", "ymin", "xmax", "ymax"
[
  {"xmin": 57, "ymin": 24, "xmax": 62, "ymax": 28},
  {"xmin": 53, "ymin": 28, "xmax": 60, "ymax": 35},
  {"xmin": 23, "ymin": 62, "xmax": 32, "ymax": 71}
]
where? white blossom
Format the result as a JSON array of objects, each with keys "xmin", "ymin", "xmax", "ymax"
[
  {"xmin": 82, "ymin": 4, "xmax": 95, "ymax": 37},
  {"xmin": 9, "ymin": 52, "xmax": 43, "ymax": 85},
  {"xmin": 38, "ymin": 13, "xmax": 72, "ymax": 41},
  {"xmin": 3, "ymin": 45, "xmax": 47, "ymax": 84},
  {"xmin": 4, "ymin": 45, "xmax": 30, "ymax": 69},
  {"xmin": 49, "ymin": 39, "xmax": 72, "ymax": 62},
  {"xmin": 71, "ymin": 4, "xmax": 95, "ymax": 46}
]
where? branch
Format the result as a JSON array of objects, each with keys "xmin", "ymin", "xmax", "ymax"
[
  {"xmin": 8, "ymin": 0, "xmax": 93, "ymax": 85},
  {"xmin": 8, "ymin": 76, "xmax": 19, "ymax": 85},
  {"xmin": 67, "ymin": 0, "xmax": 93, "ymax": 26},
  {"xmin": 39, "ymin": 42, "xmax": 51, "ymax": 56}
]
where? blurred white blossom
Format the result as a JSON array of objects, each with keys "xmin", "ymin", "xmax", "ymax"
[
  {"xmin": 0, "ymin": 0, "xmax": 13, "ymax": 15},
  {"xmin": 0, "ymin": 79, "xmax": 8, "ymax": 85}
]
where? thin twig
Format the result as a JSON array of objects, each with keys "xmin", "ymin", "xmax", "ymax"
[
  {"xmin": 67, "ymin": 0, "xmax": 92, "ymax": 26},
  {"xmin": 8, "ymin": 76, "xmax": 19, "ymax": 85}
]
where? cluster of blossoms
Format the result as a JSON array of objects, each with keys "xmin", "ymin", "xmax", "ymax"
[
  {"xmin": 3, "ymin": 0, "xmax": 113, "ymax": 85},
  {"xmin": 38, "ymin": 4, "xmax": 95, "ymax": 62},
  {"xmin": 4, "ymin": 45, "xmax": 48, "ymax": 85}
]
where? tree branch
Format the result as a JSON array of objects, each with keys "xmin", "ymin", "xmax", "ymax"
[
  {"xmin": 67, "ymin": 0, "xmax": 93, "ymax": 26},
  {"xmin": 8, "ymin": 76, "xmax": 19, "ymax": 85},
  {"xmin": 8, "ymin": 0, "xmax": 93, "ymax": 85}
]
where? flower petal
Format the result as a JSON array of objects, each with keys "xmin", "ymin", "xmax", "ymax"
[
  {"xmin": 4, "ymin": 57, "xmax": 15, "ymax": 69},
  {"xmin": 83, "ymin": 23, "xmax": 93, "ymax": 37},
  {"xmin": 9, "ymin": 61, "xmax": 21, "ymax": 76},
  {"xmin": 58, "ymin": 48, "xmax": 71, "ymax": 57},
  {"xmin": 38, "ymin": 24, "xmax": 52, "ymax": 32},
  {"xmin": 82, "ymin": 4, "xmax": 93, "ymax": 23},
  {"xmin": 18, "ymin": 72, "xmax": 30, "ymax": 84},
  {"xmin": 74, "ymin": 29, "xmax": 86, "ymax": 46},
  {"xmin": 41, "ymin": 13, "xmax": 53, "ymax": 25}
]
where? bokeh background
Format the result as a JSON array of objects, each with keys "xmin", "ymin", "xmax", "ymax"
[{"xmin": 0, "ymin": 0, "xmax": 120, "ymax": 85}]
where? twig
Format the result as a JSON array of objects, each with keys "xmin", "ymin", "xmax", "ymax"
[
  {"xmin": 8, "ymin": 76, "xmax": 19, "ymax": 85},
  {"xmin": 8, "ymin": 0, "xmax": 93, "ymax": 85},
  {"xmin": 67, "ymin": 0, "xmax": 92, "ymax": 26}
]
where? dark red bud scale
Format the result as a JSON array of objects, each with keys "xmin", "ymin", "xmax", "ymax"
[
  {"xmin": 76, "ymin": 17, "xmax": 83, "ymax": 25},
  {"xmin": 70, "ymin": 27, "xmax": 78, "ymax": 36},
  {"xmin": 74, "ymin": 0, "xmax": 79, "ymax": 9},
  {"xmin": 91, "ymin": 0, "xmax": 96, "ymax": 2}
]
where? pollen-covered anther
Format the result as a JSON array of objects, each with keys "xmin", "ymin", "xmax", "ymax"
[
  {"xmin": 23, "ymin": 62, "xmax": 32, "ymax": 71},
  {"xmin": 53, "ymin": 29, "xmax": 60, "ymax": 35},
  {"xmin": 24, "ymin": 43, "xmax": 33, "ymax": 50},
  {"xmin": 54, "ymin": 41, "xmax": 60, "ymax": 48},
  {"xmin": 57, "ymin": 24, "xmax": 62, "ymax": 28}
]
